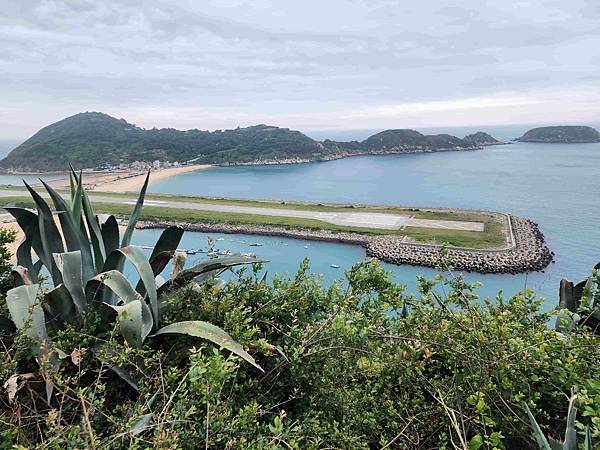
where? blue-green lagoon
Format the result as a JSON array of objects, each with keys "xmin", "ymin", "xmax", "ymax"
[{"xmin": 146, "ymin": 127, "xmax": 600, "ymax": 310}]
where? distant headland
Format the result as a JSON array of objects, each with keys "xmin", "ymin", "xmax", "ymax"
[
  {"xmin": 0, "ymin": 112, "xmax": 505, "ymax": 172},
  {"xmin": 516, "ymin": 125, "xmax": 600, "ymax": 143}
]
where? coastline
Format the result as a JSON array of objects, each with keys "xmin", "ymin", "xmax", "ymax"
[
  {"xmin": 42, "ymin": 164, "xmax": 212, "ymax": 193},
  {"xmin": 137, "ymin": 214, "xmax": 553, "ymax": 275}
]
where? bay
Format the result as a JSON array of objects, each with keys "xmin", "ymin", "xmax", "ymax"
[{"xmin": 147, "ymin": 125, "xmax": 600, "ymax": 310}]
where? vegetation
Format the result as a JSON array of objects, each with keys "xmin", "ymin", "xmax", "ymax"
[
  {"xmin": 516, "ymin": 126, "xmax": 600, "ymax": 143},
  {"xmin": 1, "ymin": 252, "xmax": 599, "ymax": 448},
  {"xmin": 0, "ymin": 167, "xmax": 598, "ymax": 448},
  {"xmin": 0, "ymin": 112, "xmax": 480, "ymax": 171}
]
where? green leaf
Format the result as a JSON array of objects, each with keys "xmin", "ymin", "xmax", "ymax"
[
  {"xmin": 105, "ymin": 246, "xmax": 158, "ymax": 324},
  {"xmin": 100, "ymin": 215, "xmax": 120, "ymax": 256},
  {"xmin": 584, "ymin": 426, "xmax": 593, "ymax": 450},
  {"xmin": 159, "ymin": 256, "xmax": 263, "ymax": 294},
  {"xmin": 121, "ymin": 170, "xmax": 150, "ymax": 247},
  {"xmin": 46, "ymin": 283, "xmax": 78, "ymax": 327},
  {"xmin": 91, "ymin": 270, "xmax": 153, "ymax": 340},
  {"xmin": 23, "ymin": 181, "xmax": 65, "ymax": 285},
  {"xmin": 468, "ymin": 434, "xmax": 483, "ymax": 450},
  {"xmin": 6, "ymin": 284, "xmax": 47, "ymax": 344},
  {"xmin": 53, "ymin": 251, "xmax": 87, "ymax": 313},
  {"xmin": 152, "ymin": 320, "xmax": 262, "ymax": 371},
  {"xmin": 80, "ymin": 180, "xmax": 106, "ymax": 272},
  {"xmin": 41, "ymin": 180, "xmax": 95, "ymax": 280},
  {"xmin": 106, "ymin": 300, "xmax": 147, "ymax": 348},
  {"xmin": 5, "ymin": 207, "xmax": 48, "ymax": 278},
  {"xmin": 11, "ymin": 266, "xmax": 33, "ymax": 286},
  {"xmin": 563, "ymin": 396, "xmax": 578, "ymax": 450},
  {"xmin": 524, "ymin": 403, "xmax": 552, "ymax": 450}
]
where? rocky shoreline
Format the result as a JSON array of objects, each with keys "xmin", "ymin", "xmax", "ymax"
[
  {"xmin": 215, "ymin": 145, "xmax": 482, "ymax": 166},
  {"xmin": 137, "ymin": 213, "xmax": 554, "ymax": 274}
]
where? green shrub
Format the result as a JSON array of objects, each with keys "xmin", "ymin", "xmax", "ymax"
[{"xmin": 2, "ymin": 257, "xmax": 598, "ymax": 449}]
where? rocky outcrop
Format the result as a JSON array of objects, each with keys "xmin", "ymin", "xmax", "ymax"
[
  {"xmin": 463, "ymin": 131, "xmax": 503, "ymax": 146},
  {"xmin": 516, "ymin": 126, "xmax": 600, "ymax": 143},
  {"xmin": 136, "ymin": 213, "xmax": 553, "ymax": 274}
]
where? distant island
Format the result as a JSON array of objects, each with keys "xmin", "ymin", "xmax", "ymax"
[
  {"xmin": 0, "ymin": 112, "xmax": 506, "ymax": 172},
  {"xmin": 463, "ymin": 131, "xmax": 503, "ymax": 146},
  {"xmin": 516, "ymin": 125, "xmax": 600, "ymax": 143}
]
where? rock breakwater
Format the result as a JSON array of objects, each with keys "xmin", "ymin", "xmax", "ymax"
[{"xmin": 137, "ymin": 214, "xmax": 553, "ymax": 274}]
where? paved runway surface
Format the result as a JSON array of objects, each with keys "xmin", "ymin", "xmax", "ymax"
[{"xmin": 0, "ymin": 190, "xmax": 483, "ymax": 231}]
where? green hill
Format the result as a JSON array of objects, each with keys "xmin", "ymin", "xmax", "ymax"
[
  {"xmin": 516, "ymin": 126, "xmax": 600, "ymax": 143},
  {"xmin": 463, "ymin": 131, "xmax": 501, "ymax": 146},
  {"xmin": 0, "ymin": 112, "xmax": 480, "ymax": 171}
]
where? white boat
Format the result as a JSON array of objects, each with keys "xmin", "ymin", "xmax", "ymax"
[
  {"xmin": 330, "ymin": 264, "xmax": 340, "ymax": 269},
  {"xmin": 240, "ymin": 252, "xmax": 255, "ymax": 257},
  {"xmin": 216, "ymin": 238, "xmax": 225, "ymax": 241},
  {"xmin": 304, "ymin": 245, "xmax": 309, "ymax": 249},
  {"xmin": 249, "ymin": 243, "xmax": 264, "ymax": 247}
]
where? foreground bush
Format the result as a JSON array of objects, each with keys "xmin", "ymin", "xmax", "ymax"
[{"xmin": 1, "ymin": 258, "xmax": 599, "ymax": 448}]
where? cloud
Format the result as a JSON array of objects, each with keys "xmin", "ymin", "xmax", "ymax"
[{"xmin": 0, "ymin": 0, "xmax": 599, "ymax": 137}]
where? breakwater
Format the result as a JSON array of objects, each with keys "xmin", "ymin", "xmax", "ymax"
[{"xmin": 137, "ymin": 213, "xmax": 553, "ymax": 275}]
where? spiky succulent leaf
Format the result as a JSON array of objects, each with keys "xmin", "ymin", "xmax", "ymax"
[
  {"xmin": 524, "ymin": 403, "xmax": 553, "ymax": 450},
  {"xmin": 6, "ymin": 284, "xmax": 47, "ymax": 344},
  {"xmin": 46, "ymin": 283, "xmax": 78, "ymax": 327},
  {"xmin": 53, "ymin": 251, "xmax": 87, "ymax": 313},
  {"xmin": 121, "ymin": 170, "xmax": 150, "ymax": 247},
  {"xmin": 106, "ymin": 300, "xmax": 151, "ymax": 348},
  {"xmin": 23, "ymin": 181, "xmax": 64, "ymax": 285},
  {"xmin": 5, "ymin": 207, "xmax": 48, "ymax": 276},
  {"xmin": 104, "ymin": 246, "xmax": 158, "ymax": 322},
  {"xmin": 158, "ymin": 256, "xmax": 262, "ymax": 294},
  {"xmin": 152, "ymin": 320, "xmax": 262, "ymax": 370},
  {"xmin": 100, "ymin": 215, "xmax": 120, "ymax": 256},
  {"xmin": 41, "ymin": 180, "xmax": 95, "ymax": 280},
  {"xmin": 80, "ymin": 180, "xmax": 106, "ymax": 272},
  {"xmin": 11, "ymin": 266, "xmax": 33, "ymax": 286}
]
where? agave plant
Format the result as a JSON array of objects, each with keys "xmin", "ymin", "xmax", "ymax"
[
  {"xmin": 555, "ymin": 262, "xmax": 600, "ymax": 334},
  {"xmin": 524, "ymin": 393, "xmax": 594, "ymax": 450},
  {"xmin": 0, "ymin": 168, "xmax": 262, "ymax": 371}
]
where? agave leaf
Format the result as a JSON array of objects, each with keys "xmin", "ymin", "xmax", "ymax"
[
  {"xmin": 5, "ymin": 207, "xmax": 48, "ymax": 274},
  {"xmin": 6, "ymin": 284, "xmax": 47, "ymax": 344},
  {"xmin": 69, "ymin": 170, "xmax": 76, "ymax": 202},
  {"xmin": 559, "ymin": 279, "xmax": 576, "ymax": 312},
  {"xmin": 41, "ymin": 180, "xmax": 95, "ymax": 280},
  {"xmin": 23, "ymin": 181, "xmax": 64, "ymax": 285},
  {"xmin": 100, "ymin": 215, "xmax": 120, "ymax": 256},
  {"xmin": 105, "ymin": 246, "xmax": 158, "ymax": 324},
  {"xmin": 121, "ymin": 170, "xmax": 150, "ymax": 247},
  {"xmin": 71, "ymin": 169, "xmax": 85, "ymax": 227},
  {"xmin": 80, "ymin": 181, "xmax": 106, "ymax": 272},
  {"xmin": 92, "ymin": 270, "xmax": 153, "ymax": 339},
  {"xmin": 12, "ymin": 266, "xmax": 32, "ymax": 286},
  {"xmin": 31, "ymin": 260, "xmax": 43, "ymax": 281},
  {"xmin": 46, "ymin": 283, "xmax": 78, "ymax": 327},
  {"xmin": 584, "ymin": 426, "xmax": 593, "ymax": 450},
  {"xmin": 0, "ymin": 315, "xmax": 16, "ymax": 333},
  {"xmin": 106, "ymin": 300, "xmax": 147, "ymax": 348},
  {"xmin": 53, "ymin": 251, "xmax": 87, "ymax": 313},
  {"xmin": 158, "ymin": 256, "xmax": 263, "ymax": 294},
  {"xmin": 563, "ymin": 395, "xmax": 578, "ymax": 450},
  {"xmin": 130, "ymin": 413, "xmax": 153, "ymax": 436},
  {"xmin": 149, "ymin": 226, "xmax": 184, "ymax": 271},
  {"xmin": 15, "ymin": 237, "xmax": 34, "ymax": 274},
  {"xmin": 152, "ymin": 320, "xmax": 262, "ymax": 371},
  {"xmin": 524, "ymin": 403, "xmax": 552, "ymax": 450}
]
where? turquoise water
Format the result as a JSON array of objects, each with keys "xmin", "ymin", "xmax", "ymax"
[{"xmin": 141, "ymin": 127, "xmax": 600, "ymax": 307}]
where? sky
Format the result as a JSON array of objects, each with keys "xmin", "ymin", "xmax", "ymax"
[{"xmin": 1, "ymin": 0, "xmax": 599, "ymax": 138}]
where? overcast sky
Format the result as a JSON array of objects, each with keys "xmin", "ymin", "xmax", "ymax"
[{"xmin": 1, "ymin": 0, "xmax": 599, "ymax": 138}]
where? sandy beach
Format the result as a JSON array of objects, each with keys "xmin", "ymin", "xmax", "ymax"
[{"xmin": 45, "ymin": 163, "xmax": 211, "ymax": 193}]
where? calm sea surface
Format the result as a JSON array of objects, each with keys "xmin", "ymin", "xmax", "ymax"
[{"xmin": 146, "ymin": 125, "xmax": 600, "ymax": 309}]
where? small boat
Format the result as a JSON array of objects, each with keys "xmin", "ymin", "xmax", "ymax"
[
  {"xmin": 218, "ymin": 250, "xmax": 232, "ymax": 256},
  {"xmin": 186, "ymin": 248, "xmax": 198, "ymax": 255},
  {"xmin": 249, "ymin": 243, "xmax": 264, "ymax": 247},
  {"xmin": 207, "ymin": 251, "xmax": 218, "ymax": 257},
  {"xmin": 304, "ymin": 245, "xmax": 309, "ymax": 249},
  {"xmin": 216, "ymin": 238, "xmax": 225, "ymax": 241},
  {"xmin": 330, "ymin": 264, "xmax": 340, "ymax": 269},
  {"xmin": 240, "ymin": 252, "xmax": 255, "ymax": 258}
]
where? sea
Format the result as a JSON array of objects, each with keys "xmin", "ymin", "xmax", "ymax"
[{"xmin": 2, "ymin": 125, "xmax": 600, "ymax": 310}]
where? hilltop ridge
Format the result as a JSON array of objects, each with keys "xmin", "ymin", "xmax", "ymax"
[{"xmin": 1, "ymin": 112, "xmax": 487, "ymax": 172}]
